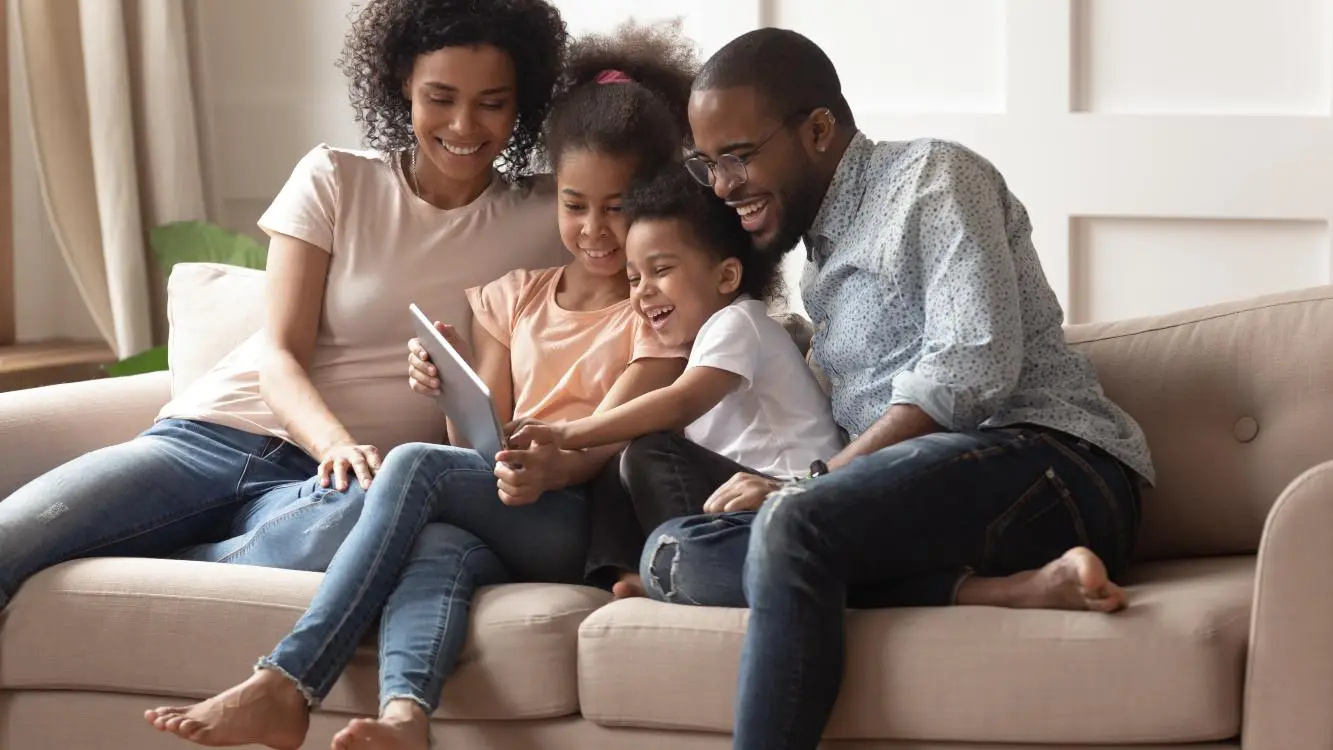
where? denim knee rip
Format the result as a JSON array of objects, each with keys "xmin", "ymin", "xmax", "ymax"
[{"xmin": 645, "ymin": 534, "xmax": 694, "ymax": 604}]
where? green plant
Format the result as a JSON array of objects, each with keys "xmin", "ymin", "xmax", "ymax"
[{"xmin": 104, "ymin": 221, "xmax": 268, "ymax": 377}]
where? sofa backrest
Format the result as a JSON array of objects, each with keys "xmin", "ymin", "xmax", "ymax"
[
  {"xmin": 1066, "ymin": 285, "xmax": 1333, "ymax": 561},
  {"xmin": 168, "ymin": 262, "xmax": 1333, "ymax": 561}
]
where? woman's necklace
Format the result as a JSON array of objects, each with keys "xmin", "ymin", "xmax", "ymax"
[{"xmin": 409, "ymin": 146, "xmax": 421, "ymax": 198}]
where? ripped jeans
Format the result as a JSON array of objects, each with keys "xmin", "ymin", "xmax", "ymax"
[
  {"xmin": 0, "ymin": 418, "xmax": 365, "ymax": 608},
  {"xmin": 639, "ymin": 426, "xmax": 1142, "ymax": 750},
  {"xmin": 584, "ymin": 431, "xmax": 758, "ymax": 589},
  {"xmin": 258, "ymin": 443, "xmax": 589, "ymax": 715}
]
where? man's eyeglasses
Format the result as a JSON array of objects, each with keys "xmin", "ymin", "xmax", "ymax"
[{"xmin": 683, "ymin": 110, "xmax": 811, "ymax": 189}]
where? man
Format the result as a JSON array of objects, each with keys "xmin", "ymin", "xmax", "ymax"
[{"xmin": 639, "ymin": 28, "xmax": 1155, "ymax": 750}]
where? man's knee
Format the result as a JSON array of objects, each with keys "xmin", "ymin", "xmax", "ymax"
[{"xmin": 750, "ymin": 482, "xmax": 824, "ymax": 566}]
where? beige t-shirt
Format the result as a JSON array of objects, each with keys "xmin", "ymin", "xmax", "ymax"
[
  {"xmin": 158, "ymin": 144, "xmax": 568, "ymax": 452},
  {"xmin": 467, "ymin": 267, "xmax": 685, "ymax": 424}
]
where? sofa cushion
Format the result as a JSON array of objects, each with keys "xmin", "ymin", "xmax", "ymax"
[
  {"xmin": 0, "ymin": 559, "xmax": 609, "ymax": 721},
  {"xmin": 1067, "ymin": 284, "xmax": 1333, "ymax": 560},
  {"xmin": 166, "ymin": 262, "xmax": 265, "ymax": 394},
  {"xmin": 578, "ymin": 556, "xmax": 1252, "ymax": 743}
]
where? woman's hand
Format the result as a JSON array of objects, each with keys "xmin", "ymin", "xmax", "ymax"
[
  {"xmin": 703, "ymin": 472, "xmax": 782, "ymax": 513},
  {"xmin": 318, "ymin": 442, "xmax": 382, "ymax": 491},
  {"xmin": 407, "ymin": 321, "xmax": 472, "ymax": 396}
]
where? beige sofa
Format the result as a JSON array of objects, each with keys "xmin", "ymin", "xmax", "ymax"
[{"xmin": 2, "ymin": 262, "xmax": 1332, "ymax": 750}]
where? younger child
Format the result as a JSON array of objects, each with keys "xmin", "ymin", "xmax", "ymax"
[{"xmin": 510, "ymin": 168, "xmax": 846, "ymax": 597}]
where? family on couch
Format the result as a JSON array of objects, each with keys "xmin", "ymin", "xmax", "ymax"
[{"xmin": 0, "ymin": 1, "xmax": 1155, "ymax": 749}]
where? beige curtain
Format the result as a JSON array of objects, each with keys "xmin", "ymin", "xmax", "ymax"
[{"xmin": 15, "ymin": 0, "xmax": 207, "ymax": 357}]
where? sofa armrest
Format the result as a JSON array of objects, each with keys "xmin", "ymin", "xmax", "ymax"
[
  {"xmin": 1242, "ymin": 460, "xmax": 1333, "ymax": 750},
  {"xmin": 0, "ymin": 372, "xmax": 171, "ymax": 498}
]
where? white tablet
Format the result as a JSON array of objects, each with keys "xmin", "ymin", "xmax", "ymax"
[{"xmin": 409, "ymin": 303, "xmax": 507, "ymax": 464}]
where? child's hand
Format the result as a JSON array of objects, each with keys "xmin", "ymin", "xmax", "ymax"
[
  {"xmin": 408, "ymin": 321, "xmax": 472, "ymax": 395},
  {"xmin": 508, "ymin": 420, "xmax": 567, "ymax": 450}
]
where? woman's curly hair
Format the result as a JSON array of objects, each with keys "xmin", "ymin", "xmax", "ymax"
[
  {"xmin": 544, "ymin": 20, "xmax": 699, "ymax": 177},
  {"xmin": 337, "ymin": 0, "xmax": 567, "ymax": 178}
]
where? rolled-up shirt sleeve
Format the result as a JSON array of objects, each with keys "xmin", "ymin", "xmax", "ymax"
[{"xmin": 888, "ymin": 144, "xmax": 1025, "ymax": 431}]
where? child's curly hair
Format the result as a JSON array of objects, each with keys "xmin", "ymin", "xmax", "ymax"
[
  {"xmin": 544, "ymin": 20, "xmax": 699, "ymax": 178},
  {"xmin": 624, "ymin": 168, "xmax": 785, "ymax": 302},
  {"xmin": 337, "ymin": 0, "xmax": 567, "ymax": 178}
]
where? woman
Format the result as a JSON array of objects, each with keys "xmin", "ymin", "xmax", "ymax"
[{"xmin": 0, "ymin": 0, "xmax": 569, "ymax": 607}]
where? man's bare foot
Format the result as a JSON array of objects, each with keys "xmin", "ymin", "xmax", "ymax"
[
  {"xmin": 956, "ymin": 547, "xmax": 1127, "ymax": 612},
  {"xmin": 331, "ymin": 700, "xmax": 430, "ymax": 750},
  {"xmin": 611, "ymin": 572, "xmax": 646, "ymax": 599},
  {"xmin": 143, "ymin": 668, "xmax": 309, "ymax": 749}
]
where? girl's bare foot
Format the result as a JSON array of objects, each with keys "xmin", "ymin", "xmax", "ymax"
[
  {"xmin": 956, "ymin": 547, "xmax": 1127, "ymax": 612},
  {"xmin": 331, "ymin": 700, "xmax": 430, "ymax": 750},
  {"xmin": 611, "ymin": 572, "xmax": 646, "ymax": 599},
  {"xmin": 143, "ymin": 668, "xmax": 309, "ymax": 749}
]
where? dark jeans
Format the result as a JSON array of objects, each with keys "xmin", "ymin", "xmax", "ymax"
[
  {"xmin": 584, "ymin": 432, "xmax": 754, "ymax": 589},
  {"xmin": 638, "ymin": 426, "xmax": 1141, "ymax": 750}
]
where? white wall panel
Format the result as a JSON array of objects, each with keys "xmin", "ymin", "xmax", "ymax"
[
  {"xmin": 1070, "ymin": 217, "xmax": 1330, "ymax": 323},
  {"xmin": 772, "ymin": 0, "xmax": 1006, "ymax": 114},
  {"xmin": 1073, "ymin": 0, "xmax": 1333, "ymax": 114}
]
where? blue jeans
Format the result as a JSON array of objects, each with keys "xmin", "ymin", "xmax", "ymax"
[
  {"xmin": 639, "ymin": 427, "xmax": 1141, "ymax": 750},
  {"xmin": 258, "ymin": 442, "xmax": 589, "ymax": 714},
  {"xmin": 0, "ymin": 418, "xmax": 366, "ymax": 608}
]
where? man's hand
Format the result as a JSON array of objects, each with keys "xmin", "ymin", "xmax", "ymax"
[
  {"xmin": 703, "ymin": 472, "xmax": 783, "ymax": 513},
  {"xmin": 494, "ymin": 435, "xmax": 565, "ymax": 505}
]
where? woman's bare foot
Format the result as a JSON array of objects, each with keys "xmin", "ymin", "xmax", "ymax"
[
  {"xmin": 956, "ymin": 547, "xmax": 1127, "ymax": 612},
  {"xmin": 331, "ymin": 700, "xmax": 430, "ymax": 750},
  {"xmin": 611, "ymin": 572, "xmax": 646, "ymax": 599},
  {"xmin": 143, "ymin": 668, "xmax": 309, "ymax": 749}
]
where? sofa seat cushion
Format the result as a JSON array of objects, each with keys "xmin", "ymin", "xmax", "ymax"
[
  {"xmin": 578, "ymin": 556, "xmax": 1253, "ymax": 743},
  {"xmin": 0, "ymin": 559, "xmax": 609, "ymax": 720}
]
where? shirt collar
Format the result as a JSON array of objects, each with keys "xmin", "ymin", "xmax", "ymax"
[{"xmin": 805, "ymin": 131, "xmax": 874, "ymax": 252}]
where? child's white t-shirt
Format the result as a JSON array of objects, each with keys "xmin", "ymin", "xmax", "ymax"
[{"xmin": 684, "ymin": 296, "xmax": 846, "ymax": 478}]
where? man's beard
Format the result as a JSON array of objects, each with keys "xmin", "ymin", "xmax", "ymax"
[{"xmin": 756, "ymin": 163, "xmax": 825, "ymax": 259}]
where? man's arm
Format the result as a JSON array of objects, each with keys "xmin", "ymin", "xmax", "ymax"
[
  {"xmin": 827, "ymin": 404, "xmax": 942, "ymax": 470},
  {"xmin": 829, "ymin": 144, "xmax": 1025, "ymax": 469}
]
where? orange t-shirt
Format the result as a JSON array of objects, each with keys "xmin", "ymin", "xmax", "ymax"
[{"xmin": 466, "ymin": 267, "xmax": 683, "ymax": 423}]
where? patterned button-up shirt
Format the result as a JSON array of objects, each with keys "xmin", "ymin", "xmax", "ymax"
[{"xmin": 802, "ymin": 132, "xmax": 1155, "ymax": 483}]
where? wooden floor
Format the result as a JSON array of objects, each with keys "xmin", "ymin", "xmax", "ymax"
[{"xmin": 0, "ymin": 340, "xmax": 114, "ymax": 392}]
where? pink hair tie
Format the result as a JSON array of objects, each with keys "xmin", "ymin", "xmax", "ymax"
[{"xmin": 595, "ymin": 69, "xmax": 633, "ymax": 85}]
